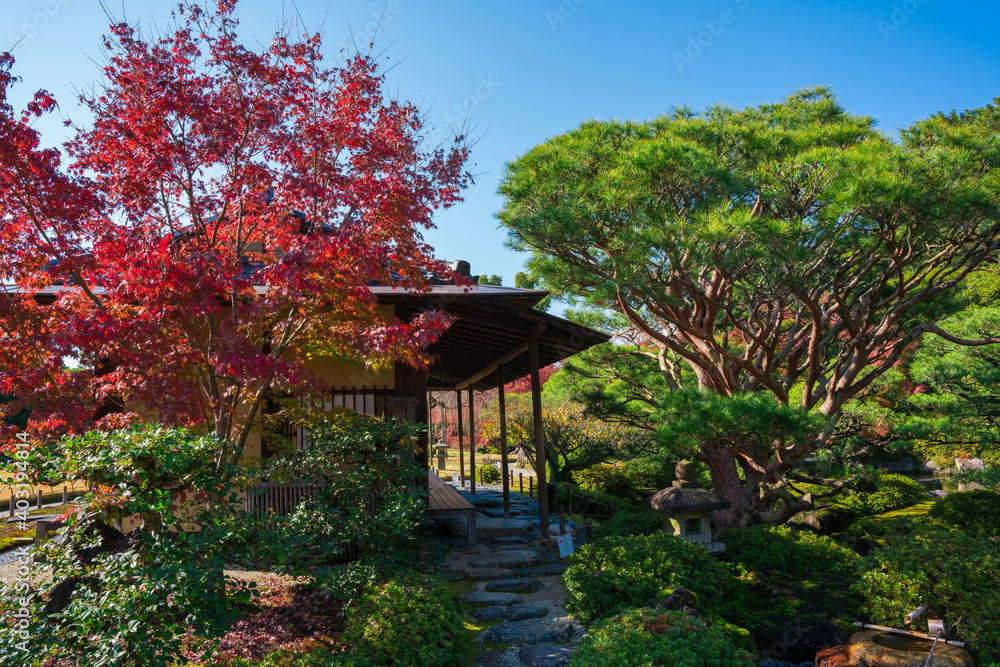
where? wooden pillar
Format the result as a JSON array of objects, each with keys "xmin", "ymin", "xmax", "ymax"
[
  {"xmin": 468, "ymin": 386, "xmax": 476, "ymax": 495},
  {"xmin": 529, "ymin": 334, "xmax": 549, "ymax": 538},
  {"xmin": 456, "ymin": 388, "xmax": 465, "ymax": 488},
  {"xmin": 498, "ymin": 364, "xmax": 510, "ymax": 519}
]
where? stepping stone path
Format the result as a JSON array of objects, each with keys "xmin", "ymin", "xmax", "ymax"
[{"xmin": 443, "ymin": 487, "xmax": 589, "ymax": 667}]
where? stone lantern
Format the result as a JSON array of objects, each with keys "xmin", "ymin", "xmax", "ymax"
[
  {"xmin": 645, "ymin": 460, "xmax": 730, "ymax": 554},
  {"xmin": 432, "ymin": 441, "xmax": 449, "ymax": 471}
]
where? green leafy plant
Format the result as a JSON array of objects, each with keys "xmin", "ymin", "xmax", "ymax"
[
  {"xmin": 342, "ymin": 574, "xmax": 465, "ymax": 667},
  {"xmin": 258, "ymin": 410, "xmax": 427, "ymax": 590},
  {"xmin": 929, "ymin": 489, "xmax": 1000, "ymax": 539},
  {"xmin": 569, "ymin": 608, "xmax": 755, "ymax": 667},
  {"xmin": 719, "ymin": 524, "xmax": 860, "ymax": 578},
  {"xmin": 563, "ymin": 532, "xmax": 742, "ymax": 625},
  {"xmin": 842, "ymin": 473, "xmax": 926, "ymax": 515},
  {"xmin": 479, "ymin": 464, "xmax": 501, "ymax": 484},
  {"xmin": 0, "ymin": 424, "xmax": 255, "ymax": 667},
  {"xmin": 618, "ymin": 457, "xmax": 674, "ymax": 492},
  {"xmin": 574, "ymin": 465, "xmax": 635, "ymax": 498},
  {"xmin": 592, "ymin": 508, "xmax": 664, "ymax": 539},
  {"xmin": 857, "ymin": 529, "xmax": 1000, "ymax": 661}
]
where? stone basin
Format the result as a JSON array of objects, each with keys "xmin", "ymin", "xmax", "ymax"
[{"xmin": 815, "ymin": 629, "xmax": 974, "ymax": 666}]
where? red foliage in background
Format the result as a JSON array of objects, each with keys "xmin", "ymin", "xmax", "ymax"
[{"xmin": 0, "ymin": 1, "xmax": 470, "ymax": 454}]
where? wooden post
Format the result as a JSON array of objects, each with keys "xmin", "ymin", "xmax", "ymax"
[
  {"xmin": 529, "ymin": 476, "xmax": 533, "ymax": 498},
  {"xmin": 62, "ymin": 486, "xmax": 67, "ymax": 504},
  {"xmin": 36, "ymin": 490, "xmax": 42, "ymax": 510},
  {"xmin": 468, "ymin": 386, "xmax": 476, "ymax": 495},
  {"xmin": 559, "ymin": 510, "xmax": 567, "ymax": 536},
  {"xmin": 529, "ymin": 335, "xmax": 549, "ymax": 538},
  {"xmin": 456, "ymin": 389, "xmax": 465, "ymax": 488},
  {"xmin": 498, "ymin": 364, "xmax": 510, "ymax": 519},
  {"xmin": 584, "ymin": 517, "xmax": 593, "ymax": 543},
  {"xmin": 584, "ymin": 493, "xmax": 589, "ymax": 518},
  {"xmin": 519, "ymin": 472, "xmax": 523, "ymax": 494}
]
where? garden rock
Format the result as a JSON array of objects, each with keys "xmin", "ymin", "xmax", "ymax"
[
  {"xmin": 483, "ymin": 621, "xmax": 574, "ymax": 645},
  {"xmin": 646, "ymin": 586, "xmax": 700, "ymax": 616},
  {"xmin": 469, "ymin": 549, "xmax": 539, "ymax": 569},
  {"xmin": 508, "ymin": 605, "xmax": 548, "ymax": 621},
  {"xmin": 919, "ymin": 459, "xmax": 940, "ymax": 472},
  {"xmin": 476, "ymin": 517, "xmax": 530, "ymax": 539},
  {"xmin": 786, "ymin": 506, "xmax": 855, "ymax": 536},
  {"xmin": 467, "ymin": 494, "xmax": 503, "ymax": 508},
  {"xmin": 880, "ymin": 456, "xmax": 917, "ymax": 472},
  {"xmin": 471, "ymin": 606, "xmax": 509, "ymax": 621},
  {"xmin": 466, "ymin": 566, "xmax": 513, "ymax": 580},
  {"xmin": 485, "ymin": 578, "xmax": 544, "ymax": 593},
  {"xmin": 492, "ymin": 536, "xmax": 528, "ymax": 546},
  {"xmin": 815, "ymin": 629, "xmax": 974, "ymax": 666},
  {"xmin": 518, "ymin": 645, "xmax": 575, "ymax": 667},
  {"xmin": 463, "ymin": 591, "xmax": 523, "ymax": 606},
  {"xmin": 513, "ymin": 563, "xmax": 567, "ymax": 577}
]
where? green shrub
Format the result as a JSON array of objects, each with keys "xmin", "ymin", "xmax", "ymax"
[
  {"xmin": 618, "ymin": 458, "xmax": 673, "ymax": 491},
  {"xmin": 574, "ymin": 465, "xmax": 635, "ymax": 498},
  {"xmin": 857, "ymin": 529, "xmax": 1000, "ymax": 661},
  {"xmin": 719, "ymin": 524, "xmax": 859, "ymax": 578},
  {"xmin": 569, "ymin": 608, "xmax": 755, "ymax": 667},
  {"xmin": 929, "ymin": 490, "xmax": 1000, "ymax": 539},
  {"xmin": 592, "ymin": 508, "xmax": 664, "ymax": 539},
  {"xmin": 842, "ymin": 473, "xmax": 926, "ymax": 515},
  {"xmin": 343, "ymin": 574, "xmax": 465, "ymax": 667},
  {"xmin": 563, "ymin": 533, "xmax": 741, "ymax": 625},
  {"xmin": 479, "ymin": 464, "xmax": 501, "ymax": 484}
]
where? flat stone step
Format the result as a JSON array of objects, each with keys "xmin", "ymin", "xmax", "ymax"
[
  {"xmin": 509, "ymin": 605, "xmax": 548, "ymax": 621},
  {"xmin": 465, "ymin": 566, "xmax": 513, "ymax": 581},
  {"xmin": 483, "ymin": 621, "xmax": 574, "ymax": 645},
  {"xmin": 465, "ymin": 494, "xmax": 503, "ymax": 508},
  {"xmin": 492, "ymin": 536, "xmax": 529, "ymax": 546},
  {"xmin": 462, "ymin": 591, "xmax": 523, "ymax": 607},
  {"xmin": 485, "ymin": 578, "xmax": 544, "ymax": 593},
  {"xmin": 472, "ymin": 604, "xmax": 548, "ymax": 622},
  {"xmin": 519, "ymin": 645, "xmax": 575, "ymax": 667},
  {"xmin": 469, "ymin": 549, "xmax": 540, "ymax": 569},
  {"xmin": 475, "ymin": 517, "xmax": 530, "ymax": 539},
  {"xmin": 512, "ymin": 563, "xmax": 567, "ymax": 578}
]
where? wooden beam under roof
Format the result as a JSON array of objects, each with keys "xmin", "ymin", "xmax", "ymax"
[{"xmin": 454, "ymin": 324, "xmax": 547, "ymax": 391}]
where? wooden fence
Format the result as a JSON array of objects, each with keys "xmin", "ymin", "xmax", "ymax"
[{"xmin": 245, "ymin": 482, "xmax": 360, "ymax": 563}]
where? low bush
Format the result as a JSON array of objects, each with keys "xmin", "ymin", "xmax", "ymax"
[
  {"xmin": 928, "ymin": 489, "xmax": 1000, "ymax": 539},
  {"xmin": 842, "ymin": 473, "xmax": 926, "ymax": 515},
  {"xmin": 563, "ymin": 532, "xmax": 742, "ymax": 625},
  {"xmin": 857, "ymin": 529, "xmax": 1000, "ymax": 661},
  {"xmin": 343, "ymin": 574, "xmax": 465, "ymax": 667},
  {"xmin": 574, "ymin": 465, "xmax": 635, "ymax": 498},
  {"xmin": 719, "ymin": 524, "xmax": 859, "ymax": 578},
  {"xmin": 618, "ymin": 457, "xmax": 674, "ymax": 492},
  {"xmin": 592, "ymin": 508, "xmax": 664, "ymax": 539},
  {"xmin": 479, "ymin": 464, "xmax": 501, "ymax": 484},
  {"xmin": 569, "ymin": 608, "xmax": 755, "ymax": 667}
]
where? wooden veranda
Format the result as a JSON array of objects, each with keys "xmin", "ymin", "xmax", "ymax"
[
  {"xmin": 427, "ymin": 470, "xmax": 476, "ymax": 544},
  {"xmin": 383, "ymin": 285, "xmax": 610, "ymax": 538}
]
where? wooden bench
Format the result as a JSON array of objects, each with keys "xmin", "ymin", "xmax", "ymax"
[{"xmin": 427, "ymin": 471, "xmax": 476, "ymax": 545}]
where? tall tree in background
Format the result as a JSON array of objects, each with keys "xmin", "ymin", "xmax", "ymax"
[
  {"xmin": 0, "ymin": 1, "xmax": 470, "ymax": 456},
  {"xmin": 498, "ymin": 88, "xmax": 1000, "ymax": 527}
]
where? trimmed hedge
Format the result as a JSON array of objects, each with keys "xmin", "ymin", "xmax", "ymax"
[
  {"xmin": 343, "ymin": 574, "xmax": 465, "ymax": 666},
  {"xmin": 928, "ymin": 489, "xmax": 1000, "ymax": 539},
  {"xmin": 569, "ymin": 608, "xmax": 755, "ymax": 667},
  {"xmin": 563, "ymin": 532, "xmax": 741, "ymax": 625},
  {"xmin": 719, "ymin": 524, "xmax": 860, "ymax": 578}
]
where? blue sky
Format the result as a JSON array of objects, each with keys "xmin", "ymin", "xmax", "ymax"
[{"xmin": 5, "ymin": 0, "xmax": 1000, "ymax": 288}]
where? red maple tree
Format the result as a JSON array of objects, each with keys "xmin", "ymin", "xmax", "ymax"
[{"xmin": 0, "ymin": 1, "xmax": 470, "ymax": 456}]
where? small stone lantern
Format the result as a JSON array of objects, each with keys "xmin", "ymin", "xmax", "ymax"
[
  {"xmin": 432, "ymin": 441, "xmax": 449, "ymax": 471},
  {"xmin": 645, "ymin": 486, "xmax": 731, "ymax": 554}
]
